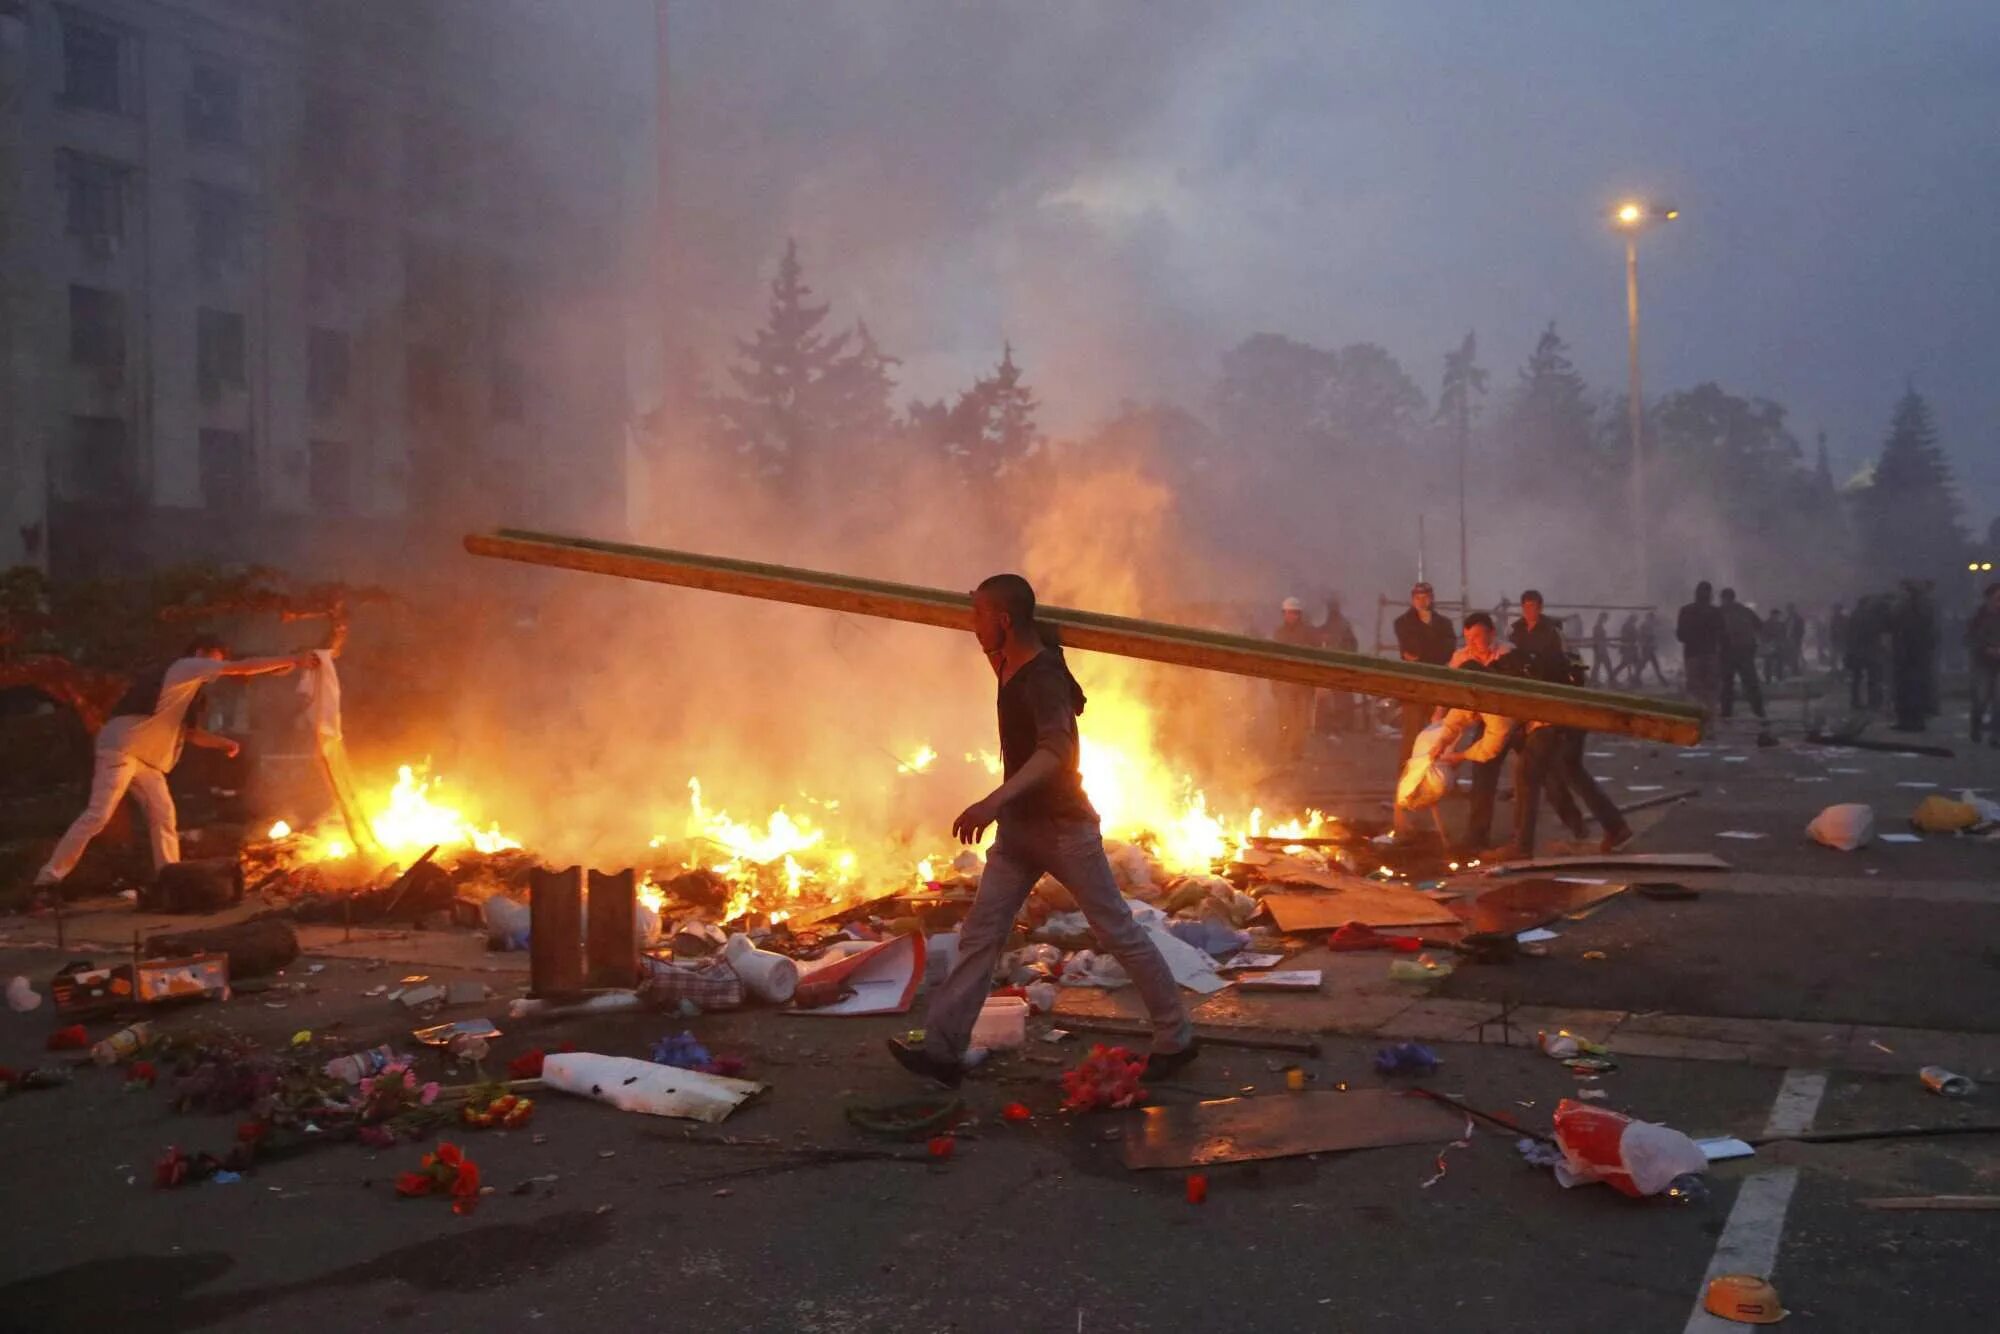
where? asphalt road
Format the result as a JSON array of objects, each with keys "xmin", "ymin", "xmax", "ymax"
[{"xmin": 1, "ymin": 944, "xmax": 1996, "ymax": 1334}]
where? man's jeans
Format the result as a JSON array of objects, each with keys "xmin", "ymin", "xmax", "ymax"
[{"xmin": 923, "ymin": 814, "xmax": 1191, "ymax": 1063}]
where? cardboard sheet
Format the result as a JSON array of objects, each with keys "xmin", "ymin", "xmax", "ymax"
[
  {"xmin": 1462, "ymin": 877, "xmax": 1628, "ymax": 936},
  {"xmin": 1236, "ymin": 970, "xmax": 1323, "ymax": 991},
  {"xmin": 1262, "ymin": 882, "xmax": 1462, "ymax": 933},
  {"xmin": 1121, "ymin": 1089, "xmax": 1468, "ymax": 1170}
]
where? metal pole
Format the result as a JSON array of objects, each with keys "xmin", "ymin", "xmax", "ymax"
[
  {"xmin": 1626, "ymin": 235, "xmax": 1646, "ymax": 599},
  {"xmin": 1457, "ymin": 399, "xmax": 1470, "ymax": 618}
]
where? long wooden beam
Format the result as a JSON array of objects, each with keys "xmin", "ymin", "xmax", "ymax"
[{"xmin": 464, "ymin": 529, "xmax": 1704, "ymax": 745}]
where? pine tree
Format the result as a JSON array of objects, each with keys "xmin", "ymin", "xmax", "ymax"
[
  {"xmin": 925, "ymin": 343, "xmax": 1043, "ymax": 479},
  {"xmin": 812, "ymin": 320, "xmax": 900, "ymax": 459},
  {"xmin": 709, "ymin": 240, "xmax": 850, "ymax": 479},
  {"xmin": 1855, "ymin": 387, "xmax": 1968, "ymax": 582},
  {"xmin": 1503, "ymin": 321, "xmax": 1595, "ymax": 482}
]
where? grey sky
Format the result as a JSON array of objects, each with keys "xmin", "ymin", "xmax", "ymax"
[{"xmin": 658, "ymin": 0, "xmax": 2000, "ymax": 528}]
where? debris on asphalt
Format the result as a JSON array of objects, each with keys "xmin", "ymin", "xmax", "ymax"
[
  {"xmin": 1372, "ymin": 1042, "xmax": 1440, "ymax": 1076},
  {"xmin": 1062, "ymin": 1045, "xmax": 1150, "ymax": 1113},
  {"xmin": 412, "ymin": 1018, "xmax": 502, "ymax": 1048},
  {"xmin": 395, "ymin": 1140, "xmax": 482, "ymax": 1215},
  {"xmin": 323, "ymin": 1045, "xmax": 399, "ymax": 1085},
  {"xmin": 1858, "ymin": 1195, "xmax": 2000, "ymax": 1211},
  {"xmin": 1550, "ymin": 1098, "xmax": 1707, "ymax": 1197},
  {"xmin": 539, "ymin": 1051, "xmax": 764, "ymax": 1123},
  {"xmin": 6, "ymin": 975, "xmax": 42, "ymax": 1012},
  {"xmin": 47, "ymin": 1024, "xmax": 89, "ymax": 1052},
  {"xmin": 843, "ymin": 1095, "xmax": 965, "ymax": 1140},
  {"xmin": 1696, "ymin": 1137, "xmax": 1755, "ymax": 1161},
  {"xmin": 1237, "ymin": 969, "xmax": 1323, "ymax": 990},
  {"xmin": 90, "ymin": 1021, "xmax": 154, "ymax": 1065},
  {"xmin": 1184, "ymin": 1172, "xmax": 1208, "ymax": 1203},
  {"xmin": 1702, "ymin": 1273, "xmax": 1788, "ymax": 1324},
  {"xmin": 1919, "ymin": 1066, "xmax": 1976, "ymax": 1096},
  {"xmin": 1807, "ymin": 803, "xmax": 1875, "ymax": 850}
]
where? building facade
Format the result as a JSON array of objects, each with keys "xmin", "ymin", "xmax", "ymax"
[{"xmin": 0, "ymin": 0, "xmax": 640, "ymax": 581}]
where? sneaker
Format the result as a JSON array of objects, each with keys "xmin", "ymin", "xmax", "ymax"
[
  {"xmin": 885, "ymin": 1037, "xmax": 963, "ymax": 1088},
  {"xmin": 1145, "ymin": 1038, "xmax": 1202, "ymax": 1078},
  {"xmin": 1600, "ymin": 824, "xmax": 1636, "ymax": 855}
]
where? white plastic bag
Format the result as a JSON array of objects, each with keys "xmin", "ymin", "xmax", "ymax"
[{"xmin": 1806, "ymin": 802, "xmax": 1875, "ymax": 851}]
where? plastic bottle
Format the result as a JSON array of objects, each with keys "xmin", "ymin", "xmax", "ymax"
[
  {"xmin": 323, "ymin": 1044, "xmax": 398, "ymax": 1085},
  {"xmin": 90, "ymin": 1021, "xmax": 155, "ymax": 1066}
]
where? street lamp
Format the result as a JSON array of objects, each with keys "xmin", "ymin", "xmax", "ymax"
[{"xmin": 1611, "ymin": 200, "xmax": 1679, "ymax": 600}]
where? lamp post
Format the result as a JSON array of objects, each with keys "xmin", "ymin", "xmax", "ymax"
[{"xmin": 1611, "ymin": 201, "xmax": 1678, "ymax": 600}]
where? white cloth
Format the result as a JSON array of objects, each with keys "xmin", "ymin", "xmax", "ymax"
[
  {"xmin": 38, "ymin": 750, "xmax": 179, "ymax": 882},
  {"xmin": 299, "ymin": 649, "xmax": 342, "ymax": 742},
  {"xmin": 111, "ymin": 657, "xmax": 228, "ymax": 771}
]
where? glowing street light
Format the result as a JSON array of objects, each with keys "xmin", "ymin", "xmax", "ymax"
[{"xmin": 1610, "ymin": 199, "xmax": 1680, "ymax": 598}]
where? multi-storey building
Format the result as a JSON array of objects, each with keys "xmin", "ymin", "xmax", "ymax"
[{"xmin": 0, "ymin": 0, "xmax": 642, "ymax": 580}]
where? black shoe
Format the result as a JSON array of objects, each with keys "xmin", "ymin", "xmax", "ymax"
[
  {"xmin": 1145, "ymin": 1038, "xmax": 1202, "ymax": 1079},
  {"xmin": 886, "ymin": 1037, "xmax": 963, "ymax": 1088}
]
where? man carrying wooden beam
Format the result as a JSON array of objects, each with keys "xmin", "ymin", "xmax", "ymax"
[{"xmin": 887, "ymin": 574, "xmax": 1197, "ymax": 1087}]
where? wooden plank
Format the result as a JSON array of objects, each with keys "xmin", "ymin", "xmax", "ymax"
[
  {"xmin": 528, "ymin": 864, "xmax": 585, "ymax": 998},
  {"xmin": 585, "ymin": 867, "xmax": 639, "ymax": 989},
  {"xmin": 464, "ymin": 529, "xmax": 1704, "ymax": 744}
]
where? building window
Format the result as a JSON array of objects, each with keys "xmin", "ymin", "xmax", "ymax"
[
  {"xmin": 198, "ymin": 429, "xmax": 254, "ymax": 512},
  {"xmin": 309, "ymin": 439, "xmax": 352, "ymax": 513},
  {"xmin": 68, "ymin": 415, "xmax": 137, "ymax": 502},
  {"xmin": 196, "ymin": 308, "xmax": 246, "ymax": 398},
  {"xmin": 307, "ymin": 328, "xmax": 350, "ymax": 415},
  {"xmin": 61, "ymin": 153, "xmax": 130, "ymax": 252},
  {"xmin": 192, "ymin": 184, "xmax": 250, "ymax": 279},
  {"xmin": 491, "ymin": 359, "xmax": 526, "ymax": 422},
  {"xmin": 304, "ymin": 213, "xmax": 353, "ymax": 301},
  {"xmin": 60, "ymin": 16, "xmax": 130, "ymax": 115},
  {"xmin": 186, "ymin": 61, "xmax": 244, "ymax": 147},
  {"xmin": 68, "ymin": 285, "xmax": 125, "ymax": 372},
  {"xmin": 406, "ymin": 344, "xmax": 447, "ymax": 423}
]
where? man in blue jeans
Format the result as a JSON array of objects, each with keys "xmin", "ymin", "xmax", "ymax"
[{"xmin": 889, "ymin": 574, "xmax": 1195, "ymax": 1087}]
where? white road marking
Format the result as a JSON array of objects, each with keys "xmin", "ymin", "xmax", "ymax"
[{"xmin": 1682, "ymin": 1068, "xmax": 1827, "ymax": 1332}]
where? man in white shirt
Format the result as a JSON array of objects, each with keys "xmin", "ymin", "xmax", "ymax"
[{"xmin": 35, "ymin": 636, "xmax": 309, "ymax": 889}]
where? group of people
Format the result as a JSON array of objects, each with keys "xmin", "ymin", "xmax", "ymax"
[
  {"xmin": 1583, "ymin": 611, "xmax": 1670, "ymax": 689},
  {"xmin": 1388, "ymin": 582, "xmax": 1633, "ymax": 861},
  {"xmin": 1269, "ymin": 594, "xmax": 1363, "ymax": 757},
  {"xmin": 1673, "ymin": 582, "xmax": 1773, "ymax": 722}
]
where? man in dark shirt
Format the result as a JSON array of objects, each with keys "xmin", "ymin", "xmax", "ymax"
[
  {"xmin": 1717, "ymin": 588, "xmax": 1766, "ymax": 720},
  {"xmin": 1637, "ymin": 609, "xmax": 1668, "ymax": 685},
  {"xmin": 1509, "ymin": 589, "xmax": 1565, "ymax": 669},
  {"xmin": 1392, "ymin": 580, "xmax": 1457, "ymax": 767},
  {"xmin": 890, "ymin": 574, "xmax": 1194, "ymax": 1087},
  {"xmin": 1676, "ymin": 581, "xmax": 1723, "ymax": 714}
]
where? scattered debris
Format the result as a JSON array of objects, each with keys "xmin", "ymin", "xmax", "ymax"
[
  {"xmin": 1550, "ymin": 1098, "xmax": 1706, "ymax": 1197},
  {"xmin": 1063, "ymin": 1045, "xmax": 1149, "ymax": 1113},
  {"xmin": 1859, "ymin": 1195, "xmax": 2000, "ymax": 1211},
  {"xmin": 1919, "ymin": 1066, "xmax": 1976, "ymax": 1096},
  {"xmin": 1372, "ymin": 1042, "xmax": 1439, "ymax": 1076},
  {"xmin": 1702, "ymin": 1274, "xmax": 1788, "ymax": 1325}
]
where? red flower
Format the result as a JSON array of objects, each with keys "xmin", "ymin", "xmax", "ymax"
[
  {"xmin": 927, "ymin": 1135, "xmax": 955, "ymax": 1160},
  {"xmin": 47, "ymin": 1024, "xmax": 88, "ymax": 1052},
  {"xmin": 1185, "ymin": 1173, "xmax": 1208, "ymax": 1205},
  {"xmin": 451, "ymin": 1197, "xmax": 476, "ymax": 1216},
  {"xmin": 1001, "ymin": 1102, "xmax": 1032, "ymax": 1123},
  {"xmin": 395, "ymin": 1171, "xmax": 434, "ymax": 1197},
  {"xmin": 450, "ymin": 1160, "xmax": 481, "ymax": 1197},
  {"xmin": 506, "ymin": 1048, "xmax": 546, "ymax": 1080},
  {"xmin": 154, "ymin": 1147, "xmax": 188, "ymax": 1189},
  {"xmin": 126, "ymin": 1060, "xmax": 158, "ymax": 1087},
  {"xmin": 236, "ymin": 1120, "xmax": 268, "ymax": 1145},
  {"xmin": 433, "ymin": 1141, "xmax": 465, "ymax": 1169}
]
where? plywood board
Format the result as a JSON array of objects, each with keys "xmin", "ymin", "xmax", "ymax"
[
  {"xmin": 1120, "ymin": 1089, "xmax": 1468, "ymax": 1170},
  {"xmin": 1262, "ymin": 883, "xmax": 1461, "ymax": 933},
  {"xmin": 1483, "ymin": 852, "xmax": 1729, "ymax": 878},
  {"xmin": 1461, "ymin": 877, "xmax": 1629, "ymax": 936}
]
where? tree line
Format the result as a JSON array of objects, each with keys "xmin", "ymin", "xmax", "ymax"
[{"xmin": 669, "ymin": 240, "xmax": 1984, "ymax": 604}]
